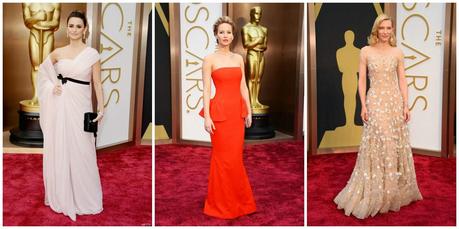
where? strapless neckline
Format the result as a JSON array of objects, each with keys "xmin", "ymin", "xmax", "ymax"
[{"xmin": 212, "ymin": 66, "xmax": 240, "ymax": 74}]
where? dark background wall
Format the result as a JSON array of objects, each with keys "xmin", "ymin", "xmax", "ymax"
[
  {"xmin": 142, "ymin": 10, "xmax": 152, "ymax": 135},
  {"xmin": 315, "ymin": 3, "xmax": 382, "ymax": 144},
  {"xmin": 154, "ymin": 3, "xmax": 172, "ymax": 137}
]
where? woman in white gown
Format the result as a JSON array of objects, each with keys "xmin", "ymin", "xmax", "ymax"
[{"xmin": 38, "ymin": 11, "xmax": 104, "ymax": 221}]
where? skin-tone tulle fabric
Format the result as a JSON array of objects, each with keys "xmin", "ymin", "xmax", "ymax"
[
  {"xmin": 199, "ymin": 67, "xmax": 256, "ymax": 219},
  {"xmin": 38, "ymin": 47, "xmax": 103, "ymax": 221},
  {"xmin": 333, "ymin": 51, "xmax": 423, "ymax": 219}
]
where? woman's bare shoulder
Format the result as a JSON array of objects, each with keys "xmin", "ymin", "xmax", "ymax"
[
  {"xmin": 387, "ymin": 46, "xmax": 403, "ymax": 60},
  {"xmin": 393, "ymin": 46, "xmax": 404, "ymax": 55},
  {"xmin": 203, "ymin": 53, "xmax": 217, "ymax": 68},
  {"xmin": 361, "ymin": 45, "xmax": 372, "ymax": 53},
  {"xmin": 360, "ymin": 46, "xmax": 372, "ymax": 58},
  {"xmin": 204, "ymin": 53, "xmax": 217, "ymax": 62},
  {"xmin": 235, "ymin": 53, "xmax": 244, "ymax": 66},
  {"xmin": 49, "ymin": 46, "xmax": 66, "ymax": 61},
  {"xmin": 234, "ymin": 52, "xmax": 244, "ymax": 60}
]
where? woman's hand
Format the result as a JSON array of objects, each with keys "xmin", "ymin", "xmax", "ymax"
[
  {"xmin": 361, "ymin": 106, "xmax": 369, "ymax": 124},
  {"xmin": 205, "ymin": 118, "xmax": 216, "ymax": 134},
  {"xmin": 92, "ymin": 110, "xmax": 104, "ymax": 122},
  {"xmin": 245, "ymin": 115, "xmax": 252, "ymax": 128},
  {"xmin": 403, "ymin": 106, "xmax": 410, "ymax": 122},
  {"xmin": 53, "ymin": 84, "xmax": 62, "ymax": 95}
]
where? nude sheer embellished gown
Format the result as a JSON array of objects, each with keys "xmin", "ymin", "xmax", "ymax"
[{"xmin": 333, "ymin": 49, "xmax": 423, "ymax": 219}]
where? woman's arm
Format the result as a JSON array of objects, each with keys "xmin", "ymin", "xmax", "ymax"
[
  {"xmin": 92, "ymin": 60, "xmax": 104, "ymax": 121},
  {"xmin": 239, "ymin": 55, "xmax": 251, "ymax": 116},
  {"xmin": 358, "ymin": 47, "xmax": 368, "ymax": 122},
  {"xmin": 397, "ymin": 49, "xmax": 409, "ymax": 108},
  {"xmin": 202, "ymin": 56, "xmax": 212, "ymax": 119},
  {"xmin": 397, "ymin": 48, "xmax": 410, "ymax": 122},
  {"xmin": 239, "ymin": 55, "xmax": 252, "ymax": 127},
  {"xmin": 202, "ymin": 55, "xmax": 215, "ymax": 133},
  {"xmin": 49, "ymin": 48, "xmax": 58, "ymax": 64}
]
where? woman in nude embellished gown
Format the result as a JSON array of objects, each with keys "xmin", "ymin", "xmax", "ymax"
[{"xmin": 333, "ymin": 14, "xmax": 423, "ymax": 219}]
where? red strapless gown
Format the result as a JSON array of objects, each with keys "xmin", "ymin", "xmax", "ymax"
[{"xmin": 199, "ymin": 67, "xmax": 257, "ymax": 219}]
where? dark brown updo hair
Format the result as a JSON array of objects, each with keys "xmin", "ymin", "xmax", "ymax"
[
  {"xmin": 213, "ymin": 16, "xmax": 236, "ymax": 36},
  {"xmin": 67, "ymin": 11, "xmax": 88, "ymax": 27}
]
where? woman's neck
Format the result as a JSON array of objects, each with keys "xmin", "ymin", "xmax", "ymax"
[
  {"xmin": 69, "ymin": 39, "xmax": 85, "ymax": 49},
  {"xmin": 375, "ymin": 41, "xmax": 391, "ymax": 49},
  {"xmin": 217, "ymin": 45, "xmax": 231, "ymax": 54}
]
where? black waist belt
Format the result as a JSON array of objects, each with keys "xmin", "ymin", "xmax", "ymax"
[{"xmin": 57, "ymin": 74, "xmax": 90, "ymax": 85}]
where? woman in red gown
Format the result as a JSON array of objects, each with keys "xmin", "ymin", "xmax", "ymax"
[{"xmin": 199, "ymin": 16, "xmax": 256, "ymax": 219}]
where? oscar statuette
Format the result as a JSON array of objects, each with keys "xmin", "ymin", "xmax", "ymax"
[
  {"xmin": 10, "ymin": 3, "xmax": 60, "ymax": 147},
  {"xmin": 242, "ymin": 6, "xmax": 275, "ymax": 139}
]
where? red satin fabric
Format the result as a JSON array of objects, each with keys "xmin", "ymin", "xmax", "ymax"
[{"xmin": 199, "ymin": 67, "xmax": 256, "ymax": 219}]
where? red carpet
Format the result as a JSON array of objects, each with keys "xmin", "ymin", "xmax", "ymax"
[
  {"xmin": 155, "ymin": 141, "xmax": 304, "ymax": 226},
  {"xmin": 307, "ymin": 152, "xmax": 456, "ymax": 226},
  {"xmin": 3, "ymin": 145, "xmax": 152, "ymax": 226}
]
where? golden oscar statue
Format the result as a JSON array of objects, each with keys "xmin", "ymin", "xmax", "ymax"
[
  {"xmin": 242, "ymin": 6, "xmax": 268, "ymax": 114},
  {"xmin": 242, "ymin": 6, "xmax": 274, "ymax": 139},
  {"xmin": 10, "ymin": 3, "xmax": 60, "ymax": 147},
  {"xmin": 22, "ymin": 3, "xmax": 61, "ymax": 109},
  {"xmin": 319, "ymin": 30, "xmax": 363, "ymax": 148}
]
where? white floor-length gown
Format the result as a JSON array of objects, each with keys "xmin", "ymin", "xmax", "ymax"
[{"xmin": 38, "ymin": 46, "xmax": 103, "ymax": 221}]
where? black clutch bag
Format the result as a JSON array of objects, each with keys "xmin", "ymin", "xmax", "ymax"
[{"xmin": 84, "ymin": 112, "xmax": 98, "ymax": 136}]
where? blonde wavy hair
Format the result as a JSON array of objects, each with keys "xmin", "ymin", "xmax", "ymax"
[
  {"xmin": 368, "ymin": 14, "xmax": 397, "ymax": 47},
  {"xmin": 213, "ymin": 16, "xmax": 236, "ymax": 36}
]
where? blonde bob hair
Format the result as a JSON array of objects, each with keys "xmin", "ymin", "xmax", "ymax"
[{"xmin": 368, "ymin": 14, "xmax": 396, "ymax": 47}]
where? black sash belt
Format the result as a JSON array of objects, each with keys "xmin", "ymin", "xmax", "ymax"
[{"xmin": 57, "ymin": 74, "xmax": 90, "ymax": 85}]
